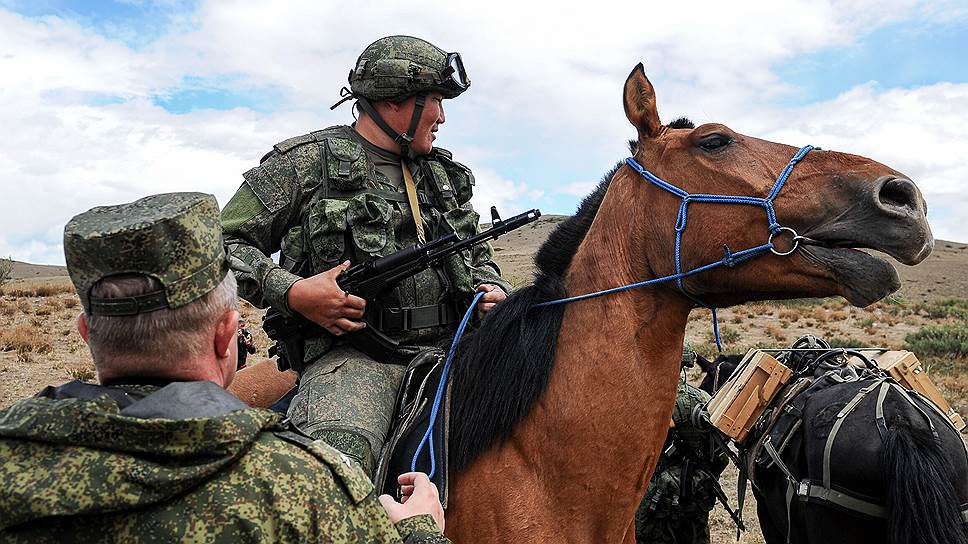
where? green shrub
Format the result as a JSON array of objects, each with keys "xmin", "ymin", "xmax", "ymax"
[
  {"xmin": 0, "ymin": 256, "xmax": 12, "ymax": 288},
  {"xmin": 905, "ymin": 322, "xmax": 968, "ymax": 358},
  {"xmin": 913, "ymin": 299, "xmax": 968, "ymax": 320},
  {"xmin": 707, "ymin": 326, "xmax": 741, "ymax": 346},
  {"xmin": 827, "ymin": 336, "xmax": 871, "ymax": 349}
]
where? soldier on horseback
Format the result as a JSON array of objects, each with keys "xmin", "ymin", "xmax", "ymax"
[{"xmin": 221, "ymin": 35, "xmax": 511, "ymax": 475}]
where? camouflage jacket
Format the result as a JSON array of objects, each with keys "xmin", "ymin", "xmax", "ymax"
[
  {"xmin": 221, "ymin": 125, "xmax": 510, "ymax": 348},
  {"xmin": 0, "ymin": 380, "xmax": 449, "ymax": 544},
  {"xmin": 641, "ymin": 382, "xmax": 728, "ymax": 517}
]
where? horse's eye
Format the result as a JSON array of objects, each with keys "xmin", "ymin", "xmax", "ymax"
[{"xmin": 698, "ymin": 135, "xmax": 732, "ymax": 151}]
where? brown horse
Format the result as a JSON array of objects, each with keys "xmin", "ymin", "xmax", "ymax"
[
  {"xmin": 230, "ymin": 64, "xmax": 933, "ymax": 543},
  {"xmin": 442, "ymin": 64, "xmax": 931, "ymax": 543}
]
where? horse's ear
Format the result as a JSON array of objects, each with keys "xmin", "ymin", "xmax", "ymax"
[{"xmin": 623, "ymin": 63, "xmax": 661, "ymax": 140}]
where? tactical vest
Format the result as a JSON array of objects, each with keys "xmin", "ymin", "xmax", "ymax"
[{"xmin": 247, "ymin": 126, "xmax": 481, "ymax": 361}]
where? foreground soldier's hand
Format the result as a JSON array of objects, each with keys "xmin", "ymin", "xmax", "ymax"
[
  {"xmin": 476, "ymin": 283, "xmax": 507, "ymax": 319},
  {"xmin": 379, "ymin": 472, "xmax": 446, "ymax": 531},
  {"xmin": 287, "ymin": 260, "xmax": 367, "ymax": 336}
]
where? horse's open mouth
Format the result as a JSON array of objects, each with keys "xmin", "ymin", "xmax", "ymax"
[{"xmin": 799, "ymin": 244, "xmax": 900, "ymax": 307}]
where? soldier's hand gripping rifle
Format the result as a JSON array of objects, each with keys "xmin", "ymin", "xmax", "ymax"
[{"xmin": 263, "ymin": 207, "xmax": 541, "ymax": 371}]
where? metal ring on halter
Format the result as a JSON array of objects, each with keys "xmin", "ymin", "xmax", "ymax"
[{"xmin": 769, "ymin": 226, "xmax": 801, "ymax": 256}]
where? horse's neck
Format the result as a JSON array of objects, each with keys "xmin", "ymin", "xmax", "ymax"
[
  {"xmin": 515, "ymin": 203, "xmax": 691, "ymax": 535},
  {"xmin": 549, "ymin": 208, "xmax": 690, "ymax": 465},
  {"xmin": 447, "ymin": 182, "xmax": 692, "ymax": 541}
]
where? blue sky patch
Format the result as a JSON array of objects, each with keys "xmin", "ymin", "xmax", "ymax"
[
  {"xmin": 1, "ymin": 0, "xmax": 197, "ymax": 48},
  {"xmin": 775, "ymin": 19, "xmax": 968, "ymax": 105},
  {"xmin": 151, "ymin": 77, "xmax": 286, "ymax": 114}
]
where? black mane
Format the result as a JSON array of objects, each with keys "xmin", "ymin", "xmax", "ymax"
[
  {"xmin": 449, "ymin": 160, "xmax": 624, "ymax": 471},
  {"xmin": 669, "ymin": 116, "xmax": 695, "ymax": 129}
]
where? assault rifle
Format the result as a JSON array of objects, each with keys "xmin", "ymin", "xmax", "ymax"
[{"xmin": 263, "ymin": 207, "xmax": 541, "ymax": 371}]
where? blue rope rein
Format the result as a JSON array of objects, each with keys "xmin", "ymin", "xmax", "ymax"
[
  {"xmin": 411, "ymin": 290, "xmax": 487, "ymax": 477},
  {"xmin": 536, "ymin": 145, "xmax": 815, "ymax": 351}
]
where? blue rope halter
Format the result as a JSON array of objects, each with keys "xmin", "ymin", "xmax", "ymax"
[
  {"xmin": 412, "ymin": 145, "xmax": 815, "ymax": 472},
  {"xmin": 534, "ymin": 145, "xmax": 816, "ymax": 350}
]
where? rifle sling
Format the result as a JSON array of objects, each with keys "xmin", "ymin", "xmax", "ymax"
[{"xmin": 401, "ymin": 161, "xmax": 427, "ymax": 244}]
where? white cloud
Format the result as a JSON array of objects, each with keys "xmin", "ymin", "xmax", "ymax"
[
  {"xmin": 2, "ymin": 0, "xmax": 967, "ymax": 265},
  {"xmin": 469, "ymin": 167, "xmax": 543, "ymax": 217},
  {"xmin": 758, "ymin": 82, "xmax": 968, "ymax": 232},
  {"xmin": 560, "ymin": 181, "xmax": 600, "ymax": 198}
]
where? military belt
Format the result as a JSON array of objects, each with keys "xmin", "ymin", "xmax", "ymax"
[{"xmin": 372, "ymin": 303, "xmax": 459, "ymax": 332}]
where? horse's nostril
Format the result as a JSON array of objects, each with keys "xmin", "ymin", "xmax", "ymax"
[{"xmin": 877, "ymin": 177, "xmax": 919, "ymax": 214}]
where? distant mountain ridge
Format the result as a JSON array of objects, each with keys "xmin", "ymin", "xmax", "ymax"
[
  {"xmin": 6, "ymin": 259, "xmax": 68, "ymax": 280},
  {"xmin": 6, "ymin": 216, "xmax": 966, "ymax": 303}
]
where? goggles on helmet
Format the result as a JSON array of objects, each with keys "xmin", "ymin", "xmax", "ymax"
[{"xmin": 438, "ymin": 52, "xmax": 470, "ymax": 94}]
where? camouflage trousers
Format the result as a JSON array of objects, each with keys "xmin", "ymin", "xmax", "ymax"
[
  {"xmin": 287, "ymin": 344, "xmax": 406, "ymax": 476},
  {"xmin": 635, "ymin": 511, "xmax": 711, "ymax": 544}
]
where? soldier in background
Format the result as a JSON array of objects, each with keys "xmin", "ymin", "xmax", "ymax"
[
  {"xmin": 236, "ymin": 319, "xmax": 257, "ymax": 369},
  {"xmin": 635, "ymin": 343, "xmax": 730, "ymax": 544},
  {"xmin": 0, "ymin": 192, "xmax": 449, "ymax": 543},
  {"xmin": 221, "ymin": 35, "xmax": 511, "ymax": 475}
]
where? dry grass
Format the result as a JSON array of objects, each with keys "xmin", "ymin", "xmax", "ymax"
[
  {"xmin": 778, "ymin": 309, "xmax": 801, "ymax": 322},
  {"xmin": 764, "ymin": 324, "xmax": 786, "ymax": 342},
  {"xmin": 746, "ymin": 303, "xmax": 774, "ymax": 316},
  {"xmin": 3, "ymin": 281, "xmax": 74, "ymax": 298},
  {"xmin": 65, "ymin": 362, "xmax": 96, "ymax": 382},
  {"xmin": 1, "ymin": 324, "xmax": 54, "ymax": 362},
  {"xmin": 811, "ymin": 307, "xmax": 830, "ymax": 323}
]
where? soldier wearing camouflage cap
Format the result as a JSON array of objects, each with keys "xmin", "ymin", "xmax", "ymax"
[
  {"xmin": 221, "ymin": 35, "xmax": 511, "ymax": 475},
  {"xmin": 0, "ymin": 192, "xmax": 450, "ymax": 543}
]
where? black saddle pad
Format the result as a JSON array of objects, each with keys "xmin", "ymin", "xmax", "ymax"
[{"xmin": 375, "ymin": 348, "xmax": 452, "ymax": 506}]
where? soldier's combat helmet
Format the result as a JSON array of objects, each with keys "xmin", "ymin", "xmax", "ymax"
[
  {"xmin": 348, "ymin": 35, "xmax": 470, "ymax": 101},
  {"xmin": 332, "ymin": 35, "xmax": 470, "ymax": 157},
  {"xmin": 64, "ymin": 192, "xmax": 230, "ymax": 316}
]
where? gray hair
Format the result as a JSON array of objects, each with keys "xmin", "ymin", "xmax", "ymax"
[{"xmin": 87, "ymin": 272, "xmax": 238, "ymax": 371}]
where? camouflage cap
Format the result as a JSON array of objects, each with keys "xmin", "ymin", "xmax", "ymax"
[
  {"xmin": 349, "ymin": 35, "xmax": 470, "ymax": 101},
  {"xmin": 64, "ymin": 192, "xmax": 228, "ymax": 315}
]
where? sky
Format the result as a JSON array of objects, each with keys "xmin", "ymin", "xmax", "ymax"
[{"xmin": 2, "ymin": 0, "xmax": 967, "ymax": 265}]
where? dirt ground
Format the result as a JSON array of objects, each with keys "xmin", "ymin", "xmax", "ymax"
[{"xmin": 1, "ymin": 217, "xmax": 965, "ymax": 543}]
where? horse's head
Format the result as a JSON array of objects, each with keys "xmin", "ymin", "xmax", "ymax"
[
  {"xmin": 696, "ymin": 353, "xmax": 743, "ymax": 396},
  {"xmin": 620, "ymin": 64, "xmax": 933, "ymax": 307}
]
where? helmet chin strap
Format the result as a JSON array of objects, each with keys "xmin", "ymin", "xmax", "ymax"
[{"xmin": 355, "ymin": 93, "xmax": 428, "ymax": 159}]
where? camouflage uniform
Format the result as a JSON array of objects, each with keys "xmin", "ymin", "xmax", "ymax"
[
  {"xmin": 220, "ymin": 36, "xmax": 510, "ymax": 475},
  {"xmin": 0, "ymin": 381, "xmax": 446, "ymax": 543},
  {"xmin": 635, "ymin": 345, "xmax": 728, "ymax": 544},
  {"xmin": 0, "ymin": 192, "xmax": 449, "ymax": 543}
]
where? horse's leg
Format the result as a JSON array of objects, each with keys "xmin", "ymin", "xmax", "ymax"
[{"xmin": 755, "ymin": 499, "xmax": 787, "ymax": 544}]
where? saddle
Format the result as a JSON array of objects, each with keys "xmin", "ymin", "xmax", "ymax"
[{"xmin": 374, "ymin": 348, "xmax": 454, "ymax": 507}]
